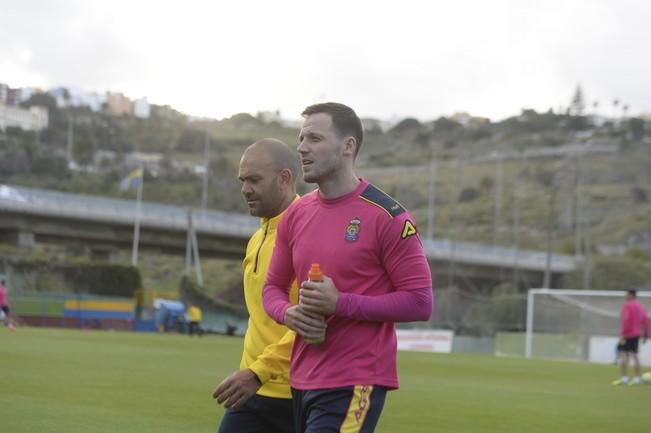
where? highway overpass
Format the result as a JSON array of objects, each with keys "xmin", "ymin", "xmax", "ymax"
[{"xmin": 0, "ymin": 184, "xmax": 578, "ymax": 289}]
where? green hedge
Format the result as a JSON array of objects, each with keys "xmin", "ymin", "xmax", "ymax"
[
  {"xmin": 10, "ymin": 260, "xmax": 142, "ymax": 297},
  {"xmin": 60, "ymin": 264, "xmax": 142, "ymax": 297}
]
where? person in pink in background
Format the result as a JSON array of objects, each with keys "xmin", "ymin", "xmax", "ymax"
[
  {"xmin": 612, "ymin": 290, "xmax": 649, "ymax": 385},
  {"xmin": 0, "ymin": 279, "xmax": 13, "ymax": 329},
  {"xmin": 263, "ymin": 102, "xmax": 433, "ymax": 433}
]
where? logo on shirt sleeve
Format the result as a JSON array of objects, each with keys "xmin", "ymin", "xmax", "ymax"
[
  {"xmin": 401, "ymin": 220, "xmax": 417, "ymax": 239},
  {"xmin": 345, "ymin": 217, "xmax": 361, "ymax": 241}
]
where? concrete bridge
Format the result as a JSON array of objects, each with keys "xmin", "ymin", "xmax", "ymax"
[{"xmin": 0, "ymin": 184, "xmax": 578, "ymax": 289}]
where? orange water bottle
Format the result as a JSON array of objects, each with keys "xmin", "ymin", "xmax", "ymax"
[
  {"xmin": 303, "ymin": 264, "xmax": 326, "ymax": 344},
  {"xmin": 308, "ymin": 263, "xmax": 323, "ymax": 283}
]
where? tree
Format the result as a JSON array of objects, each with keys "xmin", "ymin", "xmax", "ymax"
[
  {"xmin": 175, "ymin": 127, "xmax": 206, "ymax": 153},
  {"xmin": 570, "ymin": 84, "xmax": 585, "ymax": 116},
  {"xmin": 458, "ymin": 187, "xmax": 480, "ymax": 202},
  {"xmin": 628, "ymin": 117, "xmax": 645, "ymax": 140},
  {"xmin": 432, "ymin": 117, "xmax": 462, "ymax": 135},
  {"xmin": 632, "ymin": 186, "xmax": 648, "ymax": 203},
  {"xmin": 391, "ymin": 117, "xmax": 421, "ymax": 133},
  {"xmin": 73, "ymin": 127, "xmax": 97, "ymax": 165},
  {"xmin": 562, "ymin": 255, "xmax": 651, "ymax": 290},
  {"xmin": 21, "ymin": 92, "xmax": 58, "ymax": 112}
]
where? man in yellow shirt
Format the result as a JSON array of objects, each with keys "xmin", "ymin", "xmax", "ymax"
[
  {"xmin": 187, "ymin": 304, "xmax": 203, "ymax": 336},
  {"xmin": 212, "ymin": 138, "xmax": 299, "ymax": 433}
]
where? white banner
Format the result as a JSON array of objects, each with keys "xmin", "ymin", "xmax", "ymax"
[
  {"xmin": 589, "ymin": 336, "xmax": 651, "ymax": 366},
  {"xmin": 396, "ymin": 329, "xmax": 454, "ymax": 353}
]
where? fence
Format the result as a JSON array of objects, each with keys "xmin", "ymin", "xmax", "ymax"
[{"xmin": 12, "ymin": 291, "xmax": 135, "ymax": 330}]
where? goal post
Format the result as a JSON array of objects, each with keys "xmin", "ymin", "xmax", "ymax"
[{"xmin": 525, "ymin": 288, "xmax": 651, "ymax": 360}]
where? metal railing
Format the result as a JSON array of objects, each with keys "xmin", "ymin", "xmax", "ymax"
[{"xmin": 0, "ymin": 184, "xmax": 258, "ymax": 237}]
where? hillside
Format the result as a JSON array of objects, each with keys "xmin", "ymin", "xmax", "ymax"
[{"xmin": 2, "ymin": 94, "xmax": 651, "ymax": 301}]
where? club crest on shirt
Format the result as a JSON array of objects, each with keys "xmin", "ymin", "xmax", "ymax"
[{"xmin": 345, "ymin": 217, "xmax": 361, "ymax": 241}]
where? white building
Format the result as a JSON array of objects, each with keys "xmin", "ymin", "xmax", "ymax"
[
  {"xmin": 69, "ymin": 87, "xmax": 106, "ymax": 112},
  {"xmin": 257, "ymin": 110, "xmax": 282, "ymax": 124},
  {"xmin": 49, "ymin": 87, "xmax": 70, "ymax": 107},
  {"xmin": 133, "ymin": 97, "xmax": 150, "ymax": 119},
  {"xmin": 0, "ymin": 103, "xmax": 49, "ymax": 131},
  {"xmin": 48, "ymin": 87, "xmax": 106, "ymax": 112},
  {"xmin": 125, "ymin": 152, "xmax": 162, "ymax": 176},
  {"xmin": 18, "ymin": 87, "xmax": 38, "ymax": 103},
  {"xmin": 93, "ymin": 150, "xmax": 117, "ymax": 166}
]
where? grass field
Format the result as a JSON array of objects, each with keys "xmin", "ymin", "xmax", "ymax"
[{"xmin": 1, "ymin": 327, "xmax": 649, "ymax": 433}]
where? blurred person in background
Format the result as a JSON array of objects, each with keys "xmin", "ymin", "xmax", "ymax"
[
  {"xmin": 0, "ymin": 279, "xmax": 13, "ymax": 329},
  {"xmin": 187, "ymin": 304, "xmax": 203, "ymax": 336},
  {"xmin": 612, "ymin": 290, "xmax": 649, "ymax": 385}
]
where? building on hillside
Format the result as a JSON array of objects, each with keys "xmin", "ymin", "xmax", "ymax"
[
  {"xmin": 93, "ymin": 150, "xmax": 117, "ymax": 167},
  {"xmin": 49, "ymin": 87, "xmax": 106, "ymax": 111},
  {"xmin": 6, "ymin": 87, "xmax": 23, "ymax": 105},
  {"xmin": 361, "ymin": 118, "xmax": 384, "ymax": 133},
  {"xmin": 133, "ymin": 97, "xmax": 150, "ymax": 119},
  {"xmin": 0, "ymin": 103, "xmax": 49, "ymax": 131},
  {"xmin": 257, "ymin": 110, "xmax": 282, "ymax": 124},
  {"xmin": 49, "ymin": 87, "xmax": 71, "ymax": 107},
  {"xmin": 450, "ymin": 111, "xmax": 490, "ymax": 128},
  {"xmin": 1, "ymin": 84, "xmax": 40, "ymax": 106},
  {"xmin": 170, "ymin": 159, "xmax": 205, "ymax": 176},
  {"xmin": 125, "ymin": 152, "xmax": 163, "ymax": 176},
  {"xmin": 18, "ymin": 87, "xmax": 38, "ymax": 103},
  {"xmin": 70, "ymin": 88, "xmax": 105, "ymax": 112},
  {"xmin": 84, "ymin": 92, "xmax": 105, "ymax": 112},
  {"xmin": 106, "ymin": 92, "xmax": 133, "ymax": 116},
  {"xmin": 0, "ymin": 83, "xmax": 8, "ymax": 104}
]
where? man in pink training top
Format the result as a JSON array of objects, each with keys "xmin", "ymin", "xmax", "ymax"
[
  {"xmin": 612, "ymin": 290, "xmax": 649, "ymax": 385},
  {"xmin": 0, "ymin": 279, "xmax": 10, "ymax": 327},
  {"xmin": 263, "ymin": 102, "xmax": 433, "ymax": 433}
]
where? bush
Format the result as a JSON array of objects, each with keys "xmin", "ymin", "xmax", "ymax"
[
  {"xmin": 625, "ymin": 248, "xmax": 651, "ymax": 261},
  {"xmin": 632, "ymin": 186, "xmax": 648, "ymax": 204},
  {"xmin": 459, "ymin": 187, "xmax": 480, "ymax": 202},
  {"xmin": 61, "ymin": 264, "xmax": 142, "ymax": 296},
  {"xmin": 10, "ymin": 260, "xmax": 142, "ymax": 296}
]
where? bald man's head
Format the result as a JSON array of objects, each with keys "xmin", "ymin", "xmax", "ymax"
[
  {"xmin": 238, "ymin": 138, "xmax": 298, "ymax": 218},
  {"xmin": 242, "ymin": 138, "xmax": 300, "ymax": 179}
]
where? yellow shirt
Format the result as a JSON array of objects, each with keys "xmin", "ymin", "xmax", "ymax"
[
  {"xmin": 241, "ymin": 204, "xmax": 298, "ymax": 399},
  {"xmin": 187, "ymin": 306, "xmax": 202, "ymax": 322}
]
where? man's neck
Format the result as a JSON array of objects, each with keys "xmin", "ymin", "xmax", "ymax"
[
  {"xmin": 318, "ymin": 173, "xmax": 360, "ymax": 200},
  {"xmin": 270, "ymin": 193, "xmax": 297, "ymax": 219}
]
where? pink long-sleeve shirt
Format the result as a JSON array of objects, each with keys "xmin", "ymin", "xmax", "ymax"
[
  {"xmin": 263, "ymin": 179, "xmax": 433, "ymax": 390},
  {"xmin": 621, "ymin": 299, "xmax": 649, "ymax": 339},
  {"xmin": 0, "ymin": 284, "xmax": 7, "ymax": 306}
]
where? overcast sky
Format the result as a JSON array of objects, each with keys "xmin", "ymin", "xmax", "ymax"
[{"xmin": 1, "ymin": 0, "xmax": 650, "ymax": 121}]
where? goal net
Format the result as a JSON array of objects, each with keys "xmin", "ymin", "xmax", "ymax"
[{"xmin": 525, "ymin": 289, "xmax": 651, "ymax": 364}]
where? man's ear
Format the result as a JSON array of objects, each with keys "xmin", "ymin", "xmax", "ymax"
[
  {"xmin": 278, "ymin": 168, "xmax": 293, "ymax": 188},
  {"xmin": 343, "ymin": 136, "xmax": 357, "ymax": 156}
]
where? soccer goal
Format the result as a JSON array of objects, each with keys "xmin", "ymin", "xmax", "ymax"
[{"xmin": 525, "ymin": 289, "xmax": 651, "ymax": 363}]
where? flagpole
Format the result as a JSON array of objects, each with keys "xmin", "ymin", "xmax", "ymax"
[{"xmin": 131, "ymin": 168, "xmax": 143, "ymax": 266}]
